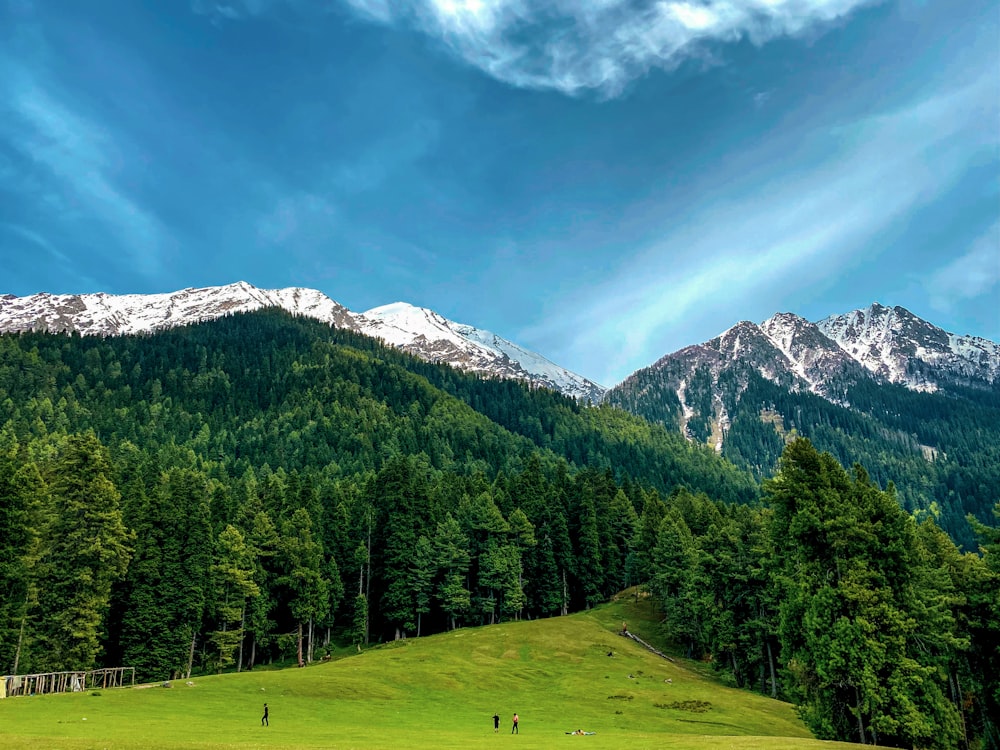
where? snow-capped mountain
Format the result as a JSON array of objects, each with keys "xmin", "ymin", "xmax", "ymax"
[
  {"xmin": 356, "ymin": 302, "xmax": 605, "ymax": 402},
  {"xmin": 0, "ymin": 282, "xmax": 605, "ymax": 402},
  {"xmin": 817, "ymin": 303, "xmax": 1000, "ymax": 389},
  {"xmin": 655, "ymin": 314, "xmax": 866, "ymax": 396},
  {"xmin": 605, "ymin": 303, "xmax": 999, "ymax": 446},
  {"xmin": 0, "ymin": 281, "xmax": 358, "ymax": 335}
]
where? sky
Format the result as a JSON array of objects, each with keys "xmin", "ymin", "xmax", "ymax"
[{"xmin": 1, "ymin": 0, "xmax": 997, "ymax": 387}]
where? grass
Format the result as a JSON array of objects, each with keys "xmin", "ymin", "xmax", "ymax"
[{"xmin": 0, "ymin": 595, "xmax": 867, "ymax": 750}]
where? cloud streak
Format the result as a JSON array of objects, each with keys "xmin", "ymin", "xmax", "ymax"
[
  {"xmin": 522, "ymin": 72, "xmax": 998, "ymax": 384},
  {"xmin": 0, "ymin": 64, "xmax": 167, "ymax": 279},
  {"xmin": 342, "ymin": 0, "xmax": 880, "ymax": 96},
  {"xmin": 927, "ymin": 222, "xmax": 1000, "ymax": 314}
]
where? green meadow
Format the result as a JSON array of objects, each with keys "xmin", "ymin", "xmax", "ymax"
[{"xmin": 0, "ymin": 597, "xmax": 865, "ymax": 750}]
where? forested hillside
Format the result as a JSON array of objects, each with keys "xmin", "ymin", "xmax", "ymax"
[
  {"xmin": 721, "ymin": 370, "xmax": 1000, "ymax": 550},
  {"xmin": 0, "ymin": 310, "xmax": 752, "ymax": 676},
  {"xmin": 609, "ymin": 360, "xmax": 1000, "ymax": 550}
]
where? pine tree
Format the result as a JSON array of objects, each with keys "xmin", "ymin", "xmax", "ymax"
[
  {"xmin": 277, "ymin": 508, "xmax": 328, "ymax": 665},
  {"xmin": 574, "ymin": 492, "xmax": 603, "ymax": 609},
  {"xmin": 32, "ymin": 433, "xmax": 133, "ymax": 671},
  {"xmin": 650, "ymin": 508, "xmax": 701, "ymax": 657},
  {"xmin": 410, "ymin": 535, "xmax": 435, "ymax": 637},
  {"xmin": 244, "ymin": 510, "xmax": 279, "ymax": 670},
  {"xmin": 967, "ymin": 504, "xmax": 1000, "ymax": 747},
  {"xmin": 766, "ymin": 438, "xmax": 963, "ymax": 747},
  {"xmin": 120, "ymin": 468, "xmax": 212, "ymax": 681},
  {"xmin": 0, "ymin": 431, "xmax": 46, "ymax": 673},
  {"xmin": 372, "ymin": 455, "xmax": 431, "ymax": 639},
  {"xmin": 209, "ymin": 524, "xmax": 260, "ymax": 672},
  {"xmin": 434, "ymin": 514, "xmax": 471, "ymax": 630}
]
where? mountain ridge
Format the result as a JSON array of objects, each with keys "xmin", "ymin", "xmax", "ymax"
[
  {"xmin": 0, "ymin": 281, "xmax": 607, "ymax": 402},
  {"xmin": 3, "ymin": 284, "xmax": 996, "ymax": 406},
  {"xmin": 817, "ymin": 302, "xmax": 1000, "ymax": 388},
  {"xmin": 604, "ymin": 303, "xmax": 1000, "ymax": 547},
  {"xmin": 632, "ymin": 303, "xmax": 998, "ymax": 408}
]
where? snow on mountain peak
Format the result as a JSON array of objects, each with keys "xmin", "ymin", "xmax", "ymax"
[
  {"xmin": 631, "ymin": 303, "xmax": 997, "ymax": 424},
  {"xmin": 0, "ymin": 283, "xmax": 604, "ymax": 402},
  {"xmin": 356, "ymin": 302, "xmax": 605, "ymax": 401},
  {"xmin": 817, "ymin": 304, "xmax": 998, "ymax": 388}
]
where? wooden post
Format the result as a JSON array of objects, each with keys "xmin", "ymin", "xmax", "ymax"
[
  {"xmin": 186, "ymin": 631, "xmax": 197, "ymax": 679},
  {"xmin": 238, "ymin": 609, "xmax": 246, "ymax": 673}
]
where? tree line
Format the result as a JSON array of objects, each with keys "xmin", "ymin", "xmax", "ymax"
[{"xmin": 0, "ymin": 428, "xmax": 655, "ymax": 675}]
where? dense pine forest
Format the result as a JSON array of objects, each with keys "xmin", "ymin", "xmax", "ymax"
[
  {"xmin": 1, "ymin": 310, "xmax": 997, "ymax": 748},
  {"xmin": 609, "ymin": 359, "xmax": 1000, "ymax": 550}
]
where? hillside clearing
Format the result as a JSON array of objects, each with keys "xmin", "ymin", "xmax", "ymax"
[{"xmin": 0, "ymin": 597, "xmax": 868, "ymax": 750}]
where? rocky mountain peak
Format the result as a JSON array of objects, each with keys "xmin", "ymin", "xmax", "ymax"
[
  {"xmin": 605, "ymin": 303, "xmax": 998, "ymax": 452},
  {"xmin": 817, "ymin": 304, "xmax": 997, "ymax": 387}
]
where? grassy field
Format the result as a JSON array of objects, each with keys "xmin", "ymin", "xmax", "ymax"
[{"xmin": 0, "ymin": 595, "xmax": 866, "ymax": 750}]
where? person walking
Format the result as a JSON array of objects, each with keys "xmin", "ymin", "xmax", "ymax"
[
  {"xmin": 262, "ymin": 703, "xmax": 269, "ymax": 727},
  {"xmin": 493, "ymin": 712, "xmax": 500, "ymax": 733},
  {"xmin": 512, "ymin": 712, "xmax": 519, "ymax": 734}
]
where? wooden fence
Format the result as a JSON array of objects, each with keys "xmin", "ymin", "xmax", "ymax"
[
  {"xmin": 621, "ymin": 630, "xmax": 675, "ymax": 662},
  {"xmin": 3, "ymin": 667, "xmax": 135, "ymax": 698}
]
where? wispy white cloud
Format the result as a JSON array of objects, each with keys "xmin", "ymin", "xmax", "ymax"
[
  {"xmin": 341, "ymin": 0, "xmax": 392, "ymax": 22},
  {"xmin": 342, "ymin": 0, "xmax": 880, "ymax": 96},
  {"xmin": 522, "ymin": 72, "xmax": 998, "ymax": 384},
  {"xmin": 1, "ymin": 65, "xmax": 167, "ymax": 278},
  {"xmin": 253, "ymin": 116, "xmax": 440, "ymax": 260},
  {"xmin": 927, "ymin": 222, "xmax": 1000, "ymax": 314},
  {"xmin": 190, "ymin": 0, "xmax": 277, "ymax": 21},
  {"xmin": 0, "ymin": 222, "xmax": 102, "ymax": 291},
  {"xmin": 0, "ymin": 222, "xmax": 71, "ymax": 265}
]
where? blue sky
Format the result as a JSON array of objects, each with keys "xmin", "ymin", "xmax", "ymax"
[{"xmin": 1, "ymin": 0, "xmax": 997, "ymax": 386}]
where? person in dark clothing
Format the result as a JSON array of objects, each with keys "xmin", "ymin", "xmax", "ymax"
[
  {"xmin": 493, "ymin": 712, "xmax": 500, "ymax": 733},
  {"xmin": 512, "ymin": 712, "xmax": 519, "ymax": 734},
  {"xmin": 262, "ymin": 703, "xmax": 269, "ymax": 726}
]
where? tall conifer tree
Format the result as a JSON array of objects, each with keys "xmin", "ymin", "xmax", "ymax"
[
  {"xmin": 766, "ymin": 438, "xmax": 962, "ymax": 747},
  {"xmin": 33, "ymin": 433, "xmax": 132, "ymax": 671}
]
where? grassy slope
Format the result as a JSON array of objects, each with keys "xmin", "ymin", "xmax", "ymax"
[{"xmin": 0, "ymin": 597, "xmax": 865, "ymax": 750}]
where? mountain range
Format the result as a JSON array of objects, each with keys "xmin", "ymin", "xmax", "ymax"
[
  {"xmin": 0, "ymin": 281, "xmax": 605, "ymax": 402},
  {"xmin": 2, "ymin": 281, "xmax": 999, "ymax": 547},
  {"xmin": 605, "ymin": 304, "xmax": 999, "ymax": 447},
  {"xmin": 3, "ymin": 283, "xmax": 995, "ymax": 410}
]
